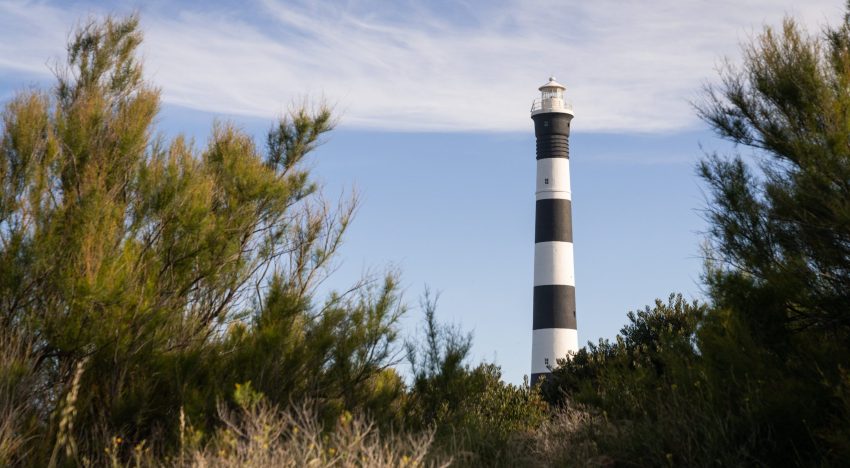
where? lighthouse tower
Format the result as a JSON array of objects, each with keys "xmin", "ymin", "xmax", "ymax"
[{"xmin": 530, "ymin": 77, "xmax": 577, "ymax": 385}]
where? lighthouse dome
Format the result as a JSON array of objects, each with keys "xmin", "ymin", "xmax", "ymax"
[{"xmin": 538, "ymin": 76, "xmax": 566, "ymax": 91}]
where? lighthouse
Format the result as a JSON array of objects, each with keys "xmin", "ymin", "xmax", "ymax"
[{"xmin": 530, "ymin": 77, "xmax": 577, "ymax": 385}]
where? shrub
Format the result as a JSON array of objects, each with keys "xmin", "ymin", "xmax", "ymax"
[
  {"xmin": 405, "ymin": 290, "xmax": 547, "ymax": 467},
  {"xmin": 0, "ymin": 15, "xmax": 407, "ymax": 464}
]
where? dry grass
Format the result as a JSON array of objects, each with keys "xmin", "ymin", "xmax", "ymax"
[
  {"xmin": 0, "ymin": 327, "xmax": 38, "ymax": 465},
  {"xmin": 182, "ymin": 402, "xmax": 449, "ymax": 468},
  {"xmin": 523, "ymin": 405, "xmax": 615, "ymax": 468}
]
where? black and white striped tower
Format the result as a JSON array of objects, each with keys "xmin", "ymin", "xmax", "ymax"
[{"xmin": 530, "ymin": 77, "xmax": 577, "ymax": 385}]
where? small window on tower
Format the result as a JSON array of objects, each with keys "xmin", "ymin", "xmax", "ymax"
[
  {"xmin": 544, "ymin": 121, "xmax": 549, "ymax": 127},
  {"xmin": 544, "ymin": 178, "xmax": 549, "ymax": 185},
  {"xmin": 544, "ymin": 358, "xmax": 550, "ymax": 367}
]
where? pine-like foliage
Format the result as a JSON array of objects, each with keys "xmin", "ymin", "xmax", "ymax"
[
  {"xmin": 697, "ymin": 8, "xmax": 850, "ymax": 335},
  {"xmin": 0, "ymin": 16, "xmax": 405, "ymax": 465},
  {"xmin": 691, "ymin": 6, "xmax": 850, "ymax": 463}
]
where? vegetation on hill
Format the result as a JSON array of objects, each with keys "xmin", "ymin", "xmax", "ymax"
[{"xmin": 2, "ymin": 4, "xmax": 850, "ymax": 466}]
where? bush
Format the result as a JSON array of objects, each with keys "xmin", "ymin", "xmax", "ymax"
[
  {"xmin": 405, "ymin": 291, "xmax": 547, "ymax": 467},
  {"xmin": 542, "ymin": 294, "xmax": 705, "ymax": 410},
  {"xmin": 0, "ymin": 15, "xmax": 408, "ymax": 464},
  {"xmin": 540, "ymin": 295, "xmax": 767, "ymax": 466}
]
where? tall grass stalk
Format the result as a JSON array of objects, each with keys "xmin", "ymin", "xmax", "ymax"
[{"xmin": 49, "ymin": 357, "xmax": 88, "ymax": 467}]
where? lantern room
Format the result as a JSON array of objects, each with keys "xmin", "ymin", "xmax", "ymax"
[{"xmin": 531, "ymin": 77, "xmax": 573, "ymax": 116}]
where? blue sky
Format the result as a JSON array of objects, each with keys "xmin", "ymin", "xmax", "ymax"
[{"xmin": 0, "ymin": 0, "xmax": 843, "ymax": 383}]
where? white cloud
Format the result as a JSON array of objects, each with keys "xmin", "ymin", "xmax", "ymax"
[{"xmin": 0, "ymin": 0, "xmax": 843, "ymax": 132}]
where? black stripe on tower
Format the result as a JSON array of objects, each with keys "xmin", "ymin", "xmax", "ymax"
[
  {"xmin": 531, "ymin": 112, "xmax": 572, "ymax": 160},
  {"xmin": 535, "ymin": 134, "xmax": 569, "ymax": 160},
  {"xmin": 535, "ymin": 199, "xmax": 572, "ymax": 243},
  {"xmin": 533, "ymin": 285, "xmax": 577, "ymax": 329}
]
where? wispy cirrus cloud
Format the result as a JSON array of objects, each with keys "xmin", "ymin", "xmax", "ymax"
[{"xmin": 0, "ymin": 0, "xmax": 842, "ymax": 132}]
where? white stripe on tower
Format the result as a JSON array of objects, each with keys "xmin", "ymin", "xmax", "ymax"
[
  {"xmin": 531, "ymin": 329, "xmax": 578, "ymax": 375},
  {"xmin": 530, "ymin": 77, "xmax": 577, "ymax": 385},
  {"xmin": 534, "ymin": 242, "xmax": 574, "ymax": 287},
  {"xmin": 535, "ymin": 158, "xmax": 571, "ymax": 200}
]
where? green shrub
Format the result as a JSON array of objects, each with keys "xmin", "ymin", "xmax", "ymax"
[
  {"xmin": 405, "ymin": 290, "xmax": 547, "ymax": 467},
  {"xmin": 0, "ymin": 15, "xmax": 408, "ymax": 464}
]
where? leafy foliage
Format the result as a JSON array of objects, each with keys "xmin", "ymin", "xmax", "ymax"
[
  {"xmin": 541, "ymin": 294, "xmax": 705, "ymax": 409},
  {"xmin": 540, "ymin": 295, "xmax": 748, "ymax": 466}
]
